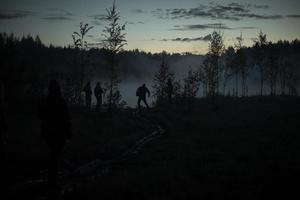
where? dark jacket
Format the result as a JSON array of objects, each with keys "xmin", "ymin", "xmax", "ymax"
[
  {"xmin": 38, "ymin": 96, "xmax": 71, "ymax": 146},
  {"xmin": 136, "ymin": 86, "xmax": 150, "ymax": 99},
  {"xmin": 94, "ymin": 85, "xmax": 103, "ymax": 98}
]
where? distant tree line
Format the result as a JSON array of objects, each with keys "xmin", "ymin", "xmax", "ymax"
[
  {"xmin": 0, "ymin": 30, "xmax": 299, "ymax": 110},
  {"xmin": 199, "ymin": 30, "xmax": 300, "ymax": 97}
]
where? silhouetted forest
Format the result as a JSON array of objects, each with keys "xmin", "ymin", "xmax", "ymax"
[{"xmin": 1, "ymin": 32, "xmax": 299, "ymax": 110}]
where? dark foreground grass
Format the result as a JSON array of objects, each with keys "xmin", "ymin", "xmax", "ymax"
[
  {"xmin": 5, "ymin": 96, "xmax": 300, "ymax": 199},
  {"xmin": 64, "ymin": 96, "xmax": 300, "ymax": 200},
  {"xmin": 5, "ymin": 108, "xmax": 151, "ymax": 185}
]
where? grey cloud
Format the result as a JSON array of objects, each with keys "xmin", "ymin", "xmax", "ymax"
[
  {"xmin": 160, "ymin": 34, "xmax": 212, "ymax": 42},
  {"xmin": 234, "ymin": 26, "xmax": 259, "ymax": 30},
  {"xmin": 153, "ymin": 2, "xmax": 283, "ymax": 21},
  {"xmin": 127, "ymin": 21, "xmax": 145, "ymax": 25},
  {"xmin": 172, "ymin": 23, "xmax": 230, "ymax": 31},
  {"xmin": 235, "ymin": 13, "xmax": 282, "ymax": 20},
  {"xmin": 131, "ymin": 9, "xmax": 146, "ymax": 14},
  {"xmin": 172, "ymin": 23, "xmax": 259, "ymax": 31},
  {"xmin": 41, "ymin": 16, "xmax": 73, "ymax": 21},
  {"xmin": 41, "ymin": 10, "xmax": 75, "ymax": 21},
  {"xmin": 0, "ymin": 10, "xmax": 36, "ymax": 20},
  {"xmin": 89, "ymin": 14, "xmax": 107, "ymax": 21},
  {"xmin": 286, "ymin": 14, "xmax": 300, "ymax": 18}
]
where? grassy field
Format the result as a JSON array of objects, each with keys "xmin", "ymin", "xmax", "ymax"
[
  {"xmin": 5, "ymin": 96, "xmax": 300, "ymax": 199},
  {"xmin": 65, "ymin": 97, "xmax": 300, "ymax": 200}
]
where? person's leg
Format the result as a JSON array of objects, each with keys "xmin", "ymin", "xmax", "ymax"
[
  {"xmin": 138, "ymin": 97, "xmax": 142, "ymax": 110},
  {"xmin": 87, "ymin": 96, "xmax": 91, "ymax": 108},
  {"xmin": 96, "ymin": 97, "xmax": 99, "ymax": 109},
  {"xmin": 48, "ymin": 143, "xmax": 64, "ymax": 187},
  {"xmin": 143, "ymin": 98, "xmax": 149, "ymax": 109},
  {"xmin": 0, "ymin": 139, "xmax": 8, "ymax": 198},
  {"xmin": 99, "ymin": 95, "xmax": 102, "ymax": 109}
]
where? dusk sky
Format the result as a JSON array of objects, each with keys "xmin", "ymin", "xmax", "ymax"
[{"xmin": 1, "ymin": 0, "xmax": 300, "ymax": 54}]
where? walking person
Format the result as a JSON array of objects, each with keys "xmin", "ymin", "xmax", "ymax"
[
  {"xmin": 94, "ymin": 82, "xmax": 103, "ymax": 110},
  {"xmin": 38, "ymin": 80, "xmax": 72, "ymax": 188},
  {"xmin": 136, "ymin": 83, "xmax": 150, "ymax": 111}
]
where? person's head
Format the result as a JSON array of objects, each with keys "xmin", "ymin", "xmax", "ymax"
[
  {"xmin": 142, "ymin": 83, "xmax": 146, "ymax": 88},
  {"xmin": 48, "ymin": 79, "xmax": 61, "ymax": 98},
  {"xmin": 97, "ymin": 82, "xmax": 100, "ymax": 86}
]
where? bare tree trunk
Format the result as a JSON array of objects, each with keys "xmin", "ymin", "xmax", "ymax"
[{"xmin": 260, "ymin": 67, "xmax": 264, "ymax": 96}]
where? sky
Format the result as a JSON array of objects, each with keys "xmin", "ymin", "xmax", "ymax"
[{"xmin": 0, "ymin": 0, "xmax": 300, "ymax": 54}]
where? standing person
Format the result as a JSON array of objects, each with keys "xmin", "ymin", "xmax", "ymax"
[
  {"xmin": 83, "ymin": 81, "xmax": 92, "ymax": 108},
  {"xmin": 38, "ymin": 80, "xmax": 72, "ymax": 188},
  {"xmin": 0, "ymin": 80, "xmax": 8, "ymax": 197},
  {"xmin": 136, "ymin": 83, "xmax": 150, "ymax": 111},
  {"xmin": 0, "ymin": 80, "xmax": 7, "ymax": 158},
  {"xmin": 94, "ymin": 82, "xmax": 103, "ymax": 110},
  {"xmin": 166, "ymin": 78, "xmax": 173, "ymax": 103}
]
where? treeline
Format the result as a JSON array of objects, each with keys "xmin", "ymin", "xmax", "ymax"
[
  {"xmin": 0, "ymin": 30, "xmax": 299, "ymax": 109},
  {"xmin": 199, "ymin": 31, "xmax": 300, "ymax": 97},
  {"xmin": 0, "ymin": 32, "xmax": 201, "ymax": 108},
  {"xmin": 151, "ymin": 31, "xmax": 300, "ymax": 107}
]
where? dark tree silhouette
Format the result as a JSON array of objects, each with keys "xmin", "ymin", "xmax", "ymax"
[
  {"xmin": 152, "ymin": 56, "xmax": 174, "ymax": 104},
  {"xmin": 102, "ymin": 0, "xmax": 127, "ymax": 110},
  {"xmin": 201, "ymin": 30, "xmax": 225, "ymax": 96},
  {"xmin": 70, "ymin": 22, "xmax": 93, "ymax": 105},
  {"xmin": 183, "ymin": 66, "xmax": 200, "ymax": 109},
  {"xmin": 253, "ymin": 30, "xmax": 268, "ymax": 96},
  {"xmin": 234, "ymin": 34, "xmax": 249, "ymax": 97},
  {"xmin": 222, "ymin": 46, "xmax": 235, "ymax": 95}
]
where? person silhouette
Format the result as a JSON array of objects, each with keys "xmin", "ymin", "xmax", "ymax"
[
  {"xmin": 0, "ymin": 80, "xmax": 7, "ymax": 158},
  {"xmin": 166, "ymin": 78, "xmax": 173, "ymax": 103},
  {"xmin": 83, "ymin": 81, "xmax": 92, "ymax": 109},
  {"xmin": 136, "ymin": 83, "xmax": 150, "ymax": 111},
  {"xmin": 94, "ymin": 82, "xmax": 103, "ymax": 110},
  {"xmin": 0, "ymin": 80, "xmax": 8, "ymax": 197},
  {"xmin": 38, "ymin": 80, "xmax": 72, "ymax": 188}
]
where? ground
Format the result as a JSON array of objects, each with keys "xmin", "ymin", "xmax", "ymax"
[{"xmin": 4, "ymin": 96, "xmax": 300, "ymax": 199}]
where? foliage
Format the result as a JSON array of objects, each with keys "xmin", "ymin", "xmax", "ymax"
[
  {"xmin": 68, "ymin": 22, "xmax": 94, "ymax": 105},
  {"xmin": 152, "ymin": 58, "xmax": 174, "ymax": 103},
  {"xmin": 183, "ymin": 66, "xmax": 200, "ymax": 99},
  {"xmin": 101, "ymin": 1, "xmax": 127, "ymax": 110},
  {"xmin": 201, "ymin": 30, "xmax": 225, "ymax": 96}
]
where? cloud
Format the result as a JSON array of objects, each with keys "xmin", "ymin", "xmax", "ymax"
[
  {"xmin": 88, "ymin": 14, "xmax": 107, "ymax": 25},
  {"xmin": 41, "ymin": 16, "xmax": 73, "ymax": 21},
  {"xmin": 160, "ymin": 34, "xmax": 212, "ymax": 42},
  {"xmin": 172, "ymin": 23, "xmax": 231, "ymax": 30},
  {"xmin": 153, "ymin": 2, "xmax": 283, "ymax": 21},
  {"xmin": 89, "ymin": 14, "xmax": 107, "ymax": 21},
  {"xmin": 234, "ymin": 13, "xmax": 282, "ymax": 20},
  {"xmin": 131, "ymin": 9, "xmax": 146, "ymax": 14},
  {"xmin": 41, "ymin": 10, "xmax": 75, "ymax": 21},
  {"xmin": 234, "ymin": 26, "xmax": 259, "ymax": 30},
  {"xmin": 127, "ymin": 21, "xmax": 145, "ymax": 25},
  {"xmin": 172, "ymin": 23, "xmax": 259, "ymax": 31},
  {"xmin": 286, "ymin": 14, "xmax": 300, "ymax": 18},
  {"xmin": 0, "ymin": 10, "xmax": 36, "ymax": 20}
]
